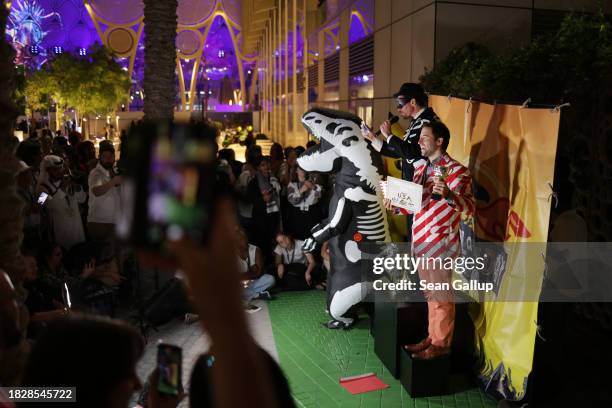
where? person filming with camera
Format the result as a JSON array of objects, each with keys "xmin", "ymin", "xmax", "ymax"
[
  {"xmin": 36, "ymin": 155, "xmax": 87, "ymax": 250},
  {"xmin": 88, "ymin": 140, "xmax": 122, "ymax": 245}
]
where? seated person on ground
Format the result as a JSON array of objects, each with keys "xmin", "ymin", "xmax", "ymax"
[
  {"xmin": 237, "ymin": 228, "xmax": 275, "ymax": 301},
  {"xmin": 37, "ymin": 241, "xmax": 120, "ymax": 316},
  {"xmin": 20, "ymin": 249, "xmax": 69, "ymax": 330},
  {"xmin": 274, "ymin": 232, "xmax": 319, "ymax": 290}
]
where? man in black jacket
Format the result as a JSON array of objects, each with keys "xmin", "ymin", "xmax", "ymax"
[
  {"xmin": 363, "ymin": 83, "xmax": 439, "ymax": 239},
  {"xmin": 364, "ymin": 82, "xmax": 439, "ymax": 183}
]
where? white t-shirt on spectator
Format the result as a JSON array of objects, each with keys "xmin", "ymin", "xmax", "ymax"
[
  {"xmin": 88, "ymin": 162, "xmax": 121, "ymax": 224},
  {"xmin": 274, "ymin": 240, "xmax": 307, "ymax": 265},
  {"xmin": 238, "ymin": 244, "xmax": 259, "ymax": 273}
]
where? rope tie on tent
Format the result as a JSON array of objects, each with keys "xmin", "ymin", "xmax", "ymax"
[
  {"xmin": 520, "ymin": 98, "xmax": 531, "ymax": 108},
  {"xmin": 447, "ymin": 94, "xmax": 452, "ymax": 103},
  {"xmin": 551, "ymin": 102, "xmax": 570, "ymax": 113},
  {"xmin": 534, "ymin": 320, "xmax": 547, "ymax": 341},
  {"xmin": 466, "ymin": 97, "xmax": 473, "ymax": 113},
  {"xmin": 547, "ymin": 182, "xmax": 559, "ymax": 208}
]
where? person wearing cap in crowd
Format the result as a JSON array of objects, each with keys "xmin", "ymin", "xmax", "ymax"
[
  {"xmin": 15, "ymin": 161, "xmax": 41, "ymax": 243},
  {"xmin": 36, "ymin": 155, "xmax": 87, "ymax": 250},
  {"xmin": 87, "ymin": 140, "xmax": 122, "ymax": 245}
]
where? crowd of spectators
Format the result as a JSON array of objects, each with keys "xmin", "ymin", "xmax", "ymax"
[
  {"xmin": 9, "ymin": 124, "xmax": 332, "ymax": 322},
  {"xmin": 222, "ymin": 139, "xmax": 330, "ymax": 294},
  {"xmin": 12, "ymin": 127, "xmax": 125, "ymax": 322},
  {"xmin": 0, "ymin": 121, "xmax": 331, "ymax": 407}
]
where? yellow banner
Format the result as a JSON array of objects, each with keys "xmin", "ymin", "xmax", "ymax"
[{"xmin": 428, "ymin": 95, "xmax": 560, "ymax": 399}]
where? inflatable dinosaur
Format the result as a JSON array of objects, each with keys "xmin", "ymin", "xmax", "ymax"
[{"xmin": 299, "ymin": 108, "xmax": 390, "ymax": 329}]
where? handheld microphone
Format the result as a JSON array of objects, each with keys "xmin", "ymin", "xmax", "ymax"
[{"xmin": 374, "ymin": 115, "xmax": 399, "ymax": 136}]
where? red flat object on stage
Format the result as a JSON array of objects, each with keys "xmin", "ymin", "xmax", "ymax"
[{"xmin": 339, "ymin": 372, "xmax": 389, "ymax": 395}]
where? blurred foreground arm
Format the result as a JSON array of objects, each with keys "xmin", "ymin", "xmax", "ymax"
[{"xmin": 166, "ymin": 201, "xmax": 279, "ymax": 408}]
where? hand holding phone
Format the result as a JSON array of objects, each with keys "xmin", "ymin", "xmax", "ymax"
[
  {"xmin": 116, "ymin": 122, "xmax": 218, "ymax": 248},
  {"xmin": 37, "ymin": 191, "xmax": 49, "ymax": 205},
  {"xmin": 157, "ymin": 343, "xmax": 182, "ymax": 397},
  {"xmin": 360, "ymin": 121, "xmax": 374, "ymax": 141}
]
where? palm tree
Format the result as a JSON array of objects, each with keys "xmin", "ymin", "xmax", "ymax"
[
  {"xmin": 0, "ymin": 4, "xmax": 26, "ymax": 281},
  {"xmin": 143, "ymin": 0, "xmax": 178, "ymax": 121},
  {"xmin": 1, "ymin": 3, "xmax": 18, "ymax": 152}
]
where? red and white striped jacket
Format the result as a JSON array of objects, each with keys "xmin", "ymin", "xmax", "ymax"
[{"xmin": 399, "ymin": 153, "xmax": 474, "ymax": 259}]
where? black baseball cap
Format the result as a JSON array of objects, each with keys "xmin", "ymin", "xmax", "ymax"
[{"xmin": 393, "ymin": 82, "xmax": 426, "ymax": 100}]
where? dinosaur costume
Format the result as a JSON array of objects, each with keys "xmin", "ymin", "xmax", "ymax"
[{"xmin": 299, "ymin": 108, "xmax": 390, "ymax": 328}]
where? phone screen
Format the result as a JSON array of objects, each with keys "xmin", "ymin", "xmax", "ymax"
[
  {"xmin": 157, "ymin": 343, "xmax": 182, "ymax": 396},
  {"xmin": 360, "ymin": 121, "xmax": 371, "ymax": 133},
  {"xmin": 116, "ymin": 123, "xmax": 218, "ymax": 248},
  {"xmin": 38, "ymin": 192, "xmax": 49, "ymax": 205},
  {"xmin": 146, "ymin": 128, "xmax": 216, "ymax": 244}
]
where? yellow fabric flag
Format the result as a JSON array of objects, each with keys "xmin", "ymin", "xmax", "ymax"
[{"xmin": 430, "ymin": 95, "xmax": 560, "ymax": 399}]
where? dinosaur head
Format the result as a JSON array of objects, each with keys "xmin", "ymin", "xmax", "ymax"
[
  {"xmin": 298, "ymin": 108, "xmax": 382, "ymax": 191},
  {"xmin": 298, "ymin": 108, "xmax": 364, "ymax": 173}
]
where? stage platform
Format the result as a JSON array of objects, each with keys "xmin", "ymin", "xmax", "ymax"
[{"xmin": 133, "ymin": 290, "xmax": 496, "ymax": 407}]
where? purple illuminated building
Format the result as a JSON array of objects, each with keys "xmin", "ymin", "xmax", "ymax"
[{"xmin": 6, "ymin": 0, "xmax": 373, "ymax": 112}]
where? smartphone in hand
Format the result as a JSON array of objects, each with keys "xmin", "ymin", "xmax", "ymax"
[
  {"xmin": 360, "ymin": 121, "xmax": 372, "ymax": 135},
  {"xmin": 157, "ymin": 343, "xmax": 182, "ymax": 397},
  {"xmin": 116, "ymin": 122, "xmax": 219, "ymax": 249},
  {"xmin": 38, "ymin": 191, "xmax": 49, "ymax": 205}
]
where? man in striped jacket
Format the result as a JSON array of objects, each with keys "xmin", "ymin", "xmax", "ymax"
[{"xmin": 385, "ymin": 121, "xmax": 474, "ymax": 359}]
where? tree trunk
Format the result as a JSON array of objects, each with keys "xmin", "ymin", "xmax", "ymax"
[
  {"xmin": 82, "ymin": 115, "xmax": 90, "ymax": 140},
  {"xmin": 0, "ymin": 4, "xmax": 26, "ymax": 281},
  {"xmin": 143, "ymin": 0, "xmax": 178, "ymax": 122},
  {"xmin": 55, "ymin": 106, "xmax": 61, "ymax": 132}
]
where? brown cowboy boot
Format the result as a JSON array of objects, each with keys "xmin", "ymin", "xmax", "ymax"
[
  {"xmin": 404, "ymin": 337, "xmax": 432, "ymax": 353},
  {"xmin": 411, "ymin": 344, "xmax": 451, "ymax": 360}
]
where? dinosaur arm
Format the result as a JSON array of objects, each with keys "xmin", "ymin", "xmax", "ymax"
[{"xmin": 311, "ymin": 197, "xmax": 352, "ymax": 243}]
